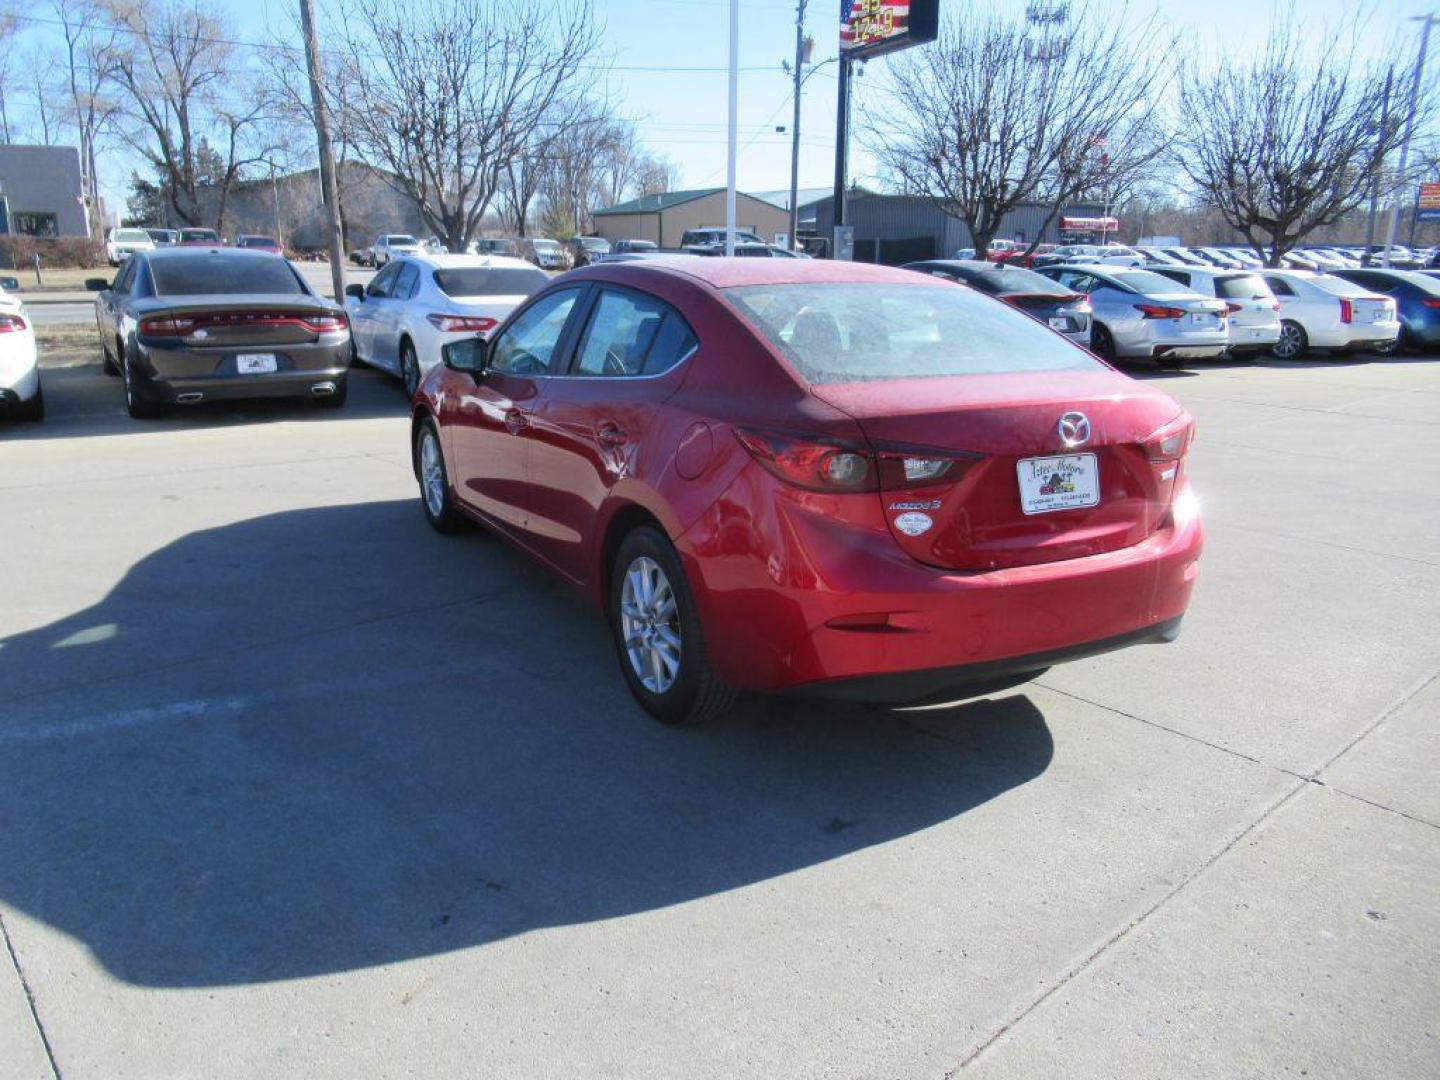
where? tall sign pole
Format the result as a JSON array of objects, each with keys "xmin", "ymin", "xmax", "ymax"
[
  {"xmin": 787, "ymin": 0, "xmax": 809, "ymax": 252},
  {"xmin": 725, "ymin": 0, "xmax": 739, "ymax": 256},
  {"xmin": 832, "ymin": 56, "xmax": 851, "ymax": 243},
  {"xmin": 1382, "ymin": 13, "xmax": 1436, "ymax": 268},
  {"xmin": 299, "ymin": 0, "xmax": 346, "ymax": 301}
]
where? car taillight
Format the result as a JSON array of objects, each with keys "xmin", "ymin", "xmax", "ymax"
[
  {"xmin": 304, "ymin": 313, "xmax": 347, "ymax": 332},
  {"xmin": 1135, "ymin": 304, "xmax": 1187, "ymax": 319},
  {"xmin": 1422, "ymin": 298, "xmax": 1440, "ymax": 309},
  {"xmin": 0, "ymin": 313, "xmax": 27, "ymax": 333},
  {"xmin": 1223, "ymin": 302, "xmax": 1243, "ymax": 315},
  {"xmin": 1142, "ymin": 413, "xmax": 1195, "ymax": 462},
  {"xmin": 1270, "ymin": 301, "xmax": 1281, "ymax": 311},
  {"xmin": 426, "ymin": 314, "xmax": 499, "ymax": 333},
  {"xmin": 734, "ymin": 429, "xmax": 972, "ymax": 493},
  {"xmin": 138, "ymin": 316, "xmax": 196, "ymax": 335},
  {"xmin": 1338, "ymin": 298, "xmax": 1353, "ymax": 324}
]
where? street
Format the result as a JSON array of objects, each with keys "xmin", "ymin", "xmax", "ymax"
[{"xmin": 1, "ymin": 352, "xmax": 1437, "ymax": 1079}]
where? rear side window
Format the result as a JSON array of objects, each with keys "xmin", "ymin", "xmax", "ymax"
[
  {"xmin": 1215, "ymin": 274, "xmax": 1272, "ymax": 299},
  {"xmin": 726, "ymin": 282, "xmax": 1103, "ymax": 383},
  {"xmin": 1263, "ymin": 276, "xmax": 1296, "ymax": 297},
  {"xmin": 1150, "ymin": 268, "xmax": 1191, "ymax": 287},
  {"xmin": 433, "ymin": 267, "xmax": 548, "ymax": 297},
  {"xmin": 573, "ymin": 289, "xmax": 695, "ymax": 377},
  {"xmin": 393, "ymin": 263, "xmax": 419, "ymax": 299},
  {"xmin": 150, "ymin": 256, "xmax": 305, "ymax": 296}
]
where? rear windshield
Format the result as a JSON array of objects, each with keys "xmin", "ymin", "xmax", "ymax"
[
  {"xmin": 432, "ymin": 266, "xmax": 549, "ymax": 297},
  {"xmin": 1107, "ymin": 269, "xmax": 1203, "ymax": 294},
  {"xmin": 726, "ymin": 283, "xmax": 1104, "ymax": 383},
  {"xmin": 581, "ymin": 238, "xmax": 610, "ymax": 250},
  {"xmin": 1215, "ymin": 274, "xmax": 1272, "ymax": 299},
  {"xmin": 114, "ymin": 229, "xmax": 150, "ymax": 242},
  {"xmin": 962, "ymin": 264, "xmax": 1071, "ymax": 296},
  {"xmin": 239, "ymin": 236, "xmax": 277, "ymax": 247},
  {"xmin": 1310, "ymin": 274, "xmax": 1376, "ymax": 298},
  {"xmin": 386, "ymin": 235, "xmax": 418, "ymax": 245},
  {"xmin": 532, "ymin": 239, "xmax": 560, "ymax": 251},
  {"xmin": 180, "ymin": 229, "xmax": 219, "ymax": 242},
  {"xmin": 150, "ymin": 255, "xmax": 306, "ymax": 296}
]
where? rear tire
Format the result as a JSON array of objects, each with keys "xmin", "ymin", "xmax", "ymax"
[
  {"xmin": 414, "ymin": 417, "xmax": 467, "ymax": 534},
  {"xmin": 609, "ymin": 525, "xmax": 736, "ymax": 726},
  {"xmin": 123, "ymin": 360, "xmax": 164, "ymax": 419},
  {"xmin": 100, "ymin": 338, "xmax": 119, "ymax": 376},
  {"xmin": 15, "ymin": 383, "xmax": 44, "ymax": 422},
  {"xmin": 400, "ymin": 340, "xmax": 421, "ymax": 397},
  {"xmin": 1272, "ymin": 320, "xmax": 1307, "ymax": 360},
  {"xmin": 1090, "ymin": 323, "xmax": 1117, "ymax": 362}
]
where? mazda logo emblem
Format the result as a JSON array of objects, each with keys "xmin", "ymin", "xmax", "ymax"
[{"xmin": 1057, "ymin": 411, "xmax": 1091, "ymax": 447}]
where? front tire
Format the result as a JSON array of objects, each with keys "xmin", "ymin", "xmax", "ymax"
[
  {"xmin": 414, "ymin": 418, "xmax": 467, "ymax": 533},
  {"xmin": 609, "ymin": 526, "xmax": 736, "ymax": 725},
  {"xmin": 1272, "ymin": 320, "xmax": 1307, "ymax": 360}
]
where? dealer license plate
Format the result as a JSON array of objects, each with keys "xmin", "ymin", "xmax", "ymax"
[
  {"xmin": 1189, "ymin": 312, "xmax": 1212, "ymax": 326},
  {"xmin": 1048, "ymin": 317, "xmax": 1068, "ymax": 330},
  {"xmin": 1017, "ymin": 453, "xmax": 1100, "ymax": 515},
  {"xmin": 236, "ymin": 354, "xmax": 278, "ymax": 374}
]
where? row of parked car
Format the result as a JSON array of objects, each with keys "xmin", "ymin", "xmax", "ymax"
[
  {"xmin": 350, "ymin": 229, "xmax": 805, "ymax": 271},
  {"xmin": 971, "ymin": 238, "xmax": 1439, "ymax": 274},
  {"xmin": 105, "ymin": 227, "xmax": 283, "ymax": 265}
]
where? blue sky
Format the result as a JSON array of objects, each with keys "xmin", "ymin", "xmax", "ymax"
[{"xmin": 12, "ymin": 0, "xmax": 1431, "ymax": 214}]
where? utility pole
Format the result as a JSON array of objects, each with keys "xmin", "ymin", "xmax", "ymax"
[
  {"xmin": 1382, "ymin": 13, "xmax": 1436, "ymax": 268},
  {"xmin": 832, "ymin": 57, "xmax": 852, "ymax": 252},
  {"xmin": 1365, "ymin": 67, "xmax": 1394, "ymax": 253},
  {"xmin": 299, "ymin": 0, "xmax": 346, "ymax": 301},
  {"xmin": 725, "ymin": 0, "xmax": 739, "ymax": 256},
  {"xmin": 787, "ymin": 0, "xmax": 808, "ymax": 253}
]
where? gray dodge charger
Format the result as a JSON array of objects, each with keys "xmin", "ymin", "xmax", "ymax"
[{"xmin": 90, "ymin": 247, "xmax": 351, "ymax": 419}]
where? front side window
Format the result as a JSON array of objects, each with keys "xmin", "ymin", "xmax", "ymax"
[
  {"xmin": 489, "ymin": 287, "xmax": 581, "ymax": 376},
  {"xmin": 726, "ymin": 282, "xmax": 1104, "ymax": 384},
  {"xmin": 366, "ymin": 261, "xmax": 401, "ymax": 299},
  {"xmin": 572, "ymin": 289, "xmax": 695, "ymax": 377}
]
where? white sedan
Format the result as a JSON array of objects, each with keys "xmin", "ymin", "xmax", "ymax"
[
  {"xmin": 345, "ymin": 254, "xmax": 550, "ymax": 395},
  {"xmin": 0, "ymin": 288, "xmax": 42, "ymax": 421},
  {"xmin": 1258, "ymin": 269, "xmax": 1399, "ymax": 359}
]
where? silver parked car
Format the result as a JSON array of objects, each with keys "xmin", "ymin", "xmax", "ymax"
[
  {"xmin": 344, "ymin": 254, "xmax": 549, "ymax": 395},
  {"xmin": 1037, "ymin": 265, "xmax": 1228, "ymax": 367},
  {"xmin": 1148, "ymin": 265, "xmax": 1282, "ymax": 359}
]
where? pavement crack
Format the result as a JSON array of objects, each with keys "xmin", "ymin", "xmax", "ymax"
[{"xmin": 0, "ymin": 909, "xmax": 62, "ymax": 1080}]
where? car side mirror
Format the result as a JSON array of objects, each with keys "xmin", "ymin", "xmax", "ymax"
[
  {"xmin": 442, "ymin": 336, "xmax": 489, "ymax": 377},
  {"xmin": 344, "ymin": 283, "xmax": 365, "ymax": 300},
  {"xmin": 85, "ymin": 277, "xmax": 111, "ymax": 292}
]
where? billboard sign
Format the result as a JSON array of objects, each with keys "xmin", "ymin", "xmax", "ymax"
[
  {"xmin": 840, "ymin": 0, "xmax": 940, "ymax": 61},
  {"xmin": 1417, "ymin": 182, "xmax": 1440, "ymax": 223}
]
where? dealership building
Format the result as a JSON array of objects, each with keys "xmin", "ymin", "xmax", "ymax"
[
  {"xmin": 0, "ymin": 145, "xmax": 87, "ymax": 237},
  {"xmin": 590, "ymin": 188, "xmax": 791, "ymax": 247}
]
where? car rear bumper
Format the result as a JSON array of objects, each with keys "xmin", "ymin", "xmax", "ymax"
[
  {"xmin": 132, "ymin": 339, "xmax": 350, "ymax": 403},
  {"xmin": 677, "ymin": 474, "xmax": 1204, "ymax": 696},
  {"xmin": 1228, "ymin": 323, "xmax": 1281, "ymax": 348}
]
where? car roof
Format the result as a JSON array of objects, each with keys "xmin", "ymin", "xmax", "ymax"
[
  {"xmin": 567, "ymin": 253, "xmax": 931, "ymax": 289},
  {"xmin": 404, "ymin": 253, "xmax": 538, "ymax": 271}
]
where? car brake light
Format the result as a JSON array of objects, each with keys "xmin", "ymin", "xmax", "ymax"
[
  {"xmin": 305, "ymin": 313, "xmax": 348, "ymax": 332},
  {"xmin": 1338, "ymin": 298, "xmax": 1353, "ymax": 324},
  {"xmin": 0, "ymin": 313, "xmax": 27, "ymax": 333},
  {"xmin": 139, "ymin": 311, "xmax": 345, "ymax": 335},
  {"xmin": 138, "ymin": 315, "xmax": 197, "ymax": 335},
  {"xmin": 426, "ymin": 313, "xmax": 499, "ymax": 333},
  {"xmin": 735, "ymin": 429, "xmax": 972, "ymax": 493},
  {"xmin": 1135, "ymin": 304, "xmax": 1187, "ymax": 319},
  {"xmin": 1142, "ymin": 414, "xmax": 1195, "ymax": 462},
  {"xmin": 1422, "ymin": 298, "xmax": 1440, "ymax": 309}
]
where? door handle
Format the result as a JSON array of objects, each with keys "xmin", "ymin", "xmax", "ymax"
[
  {"xmin": 504, "ymin": 408, "xmax": 528, "ymax": 435},
  {"xmin": 595, "ymin": 423, "xmax": 628, "ymax": 447}
]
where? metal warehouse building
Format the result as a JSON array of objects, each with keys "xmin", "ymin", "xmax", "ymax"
[
  {"xmin": 812, "ymin": 193, "xmax": 1105, "ymax": 263},
  {"xmin": 591, "ymin": 188, "xmax": 790, "ymax": 248}
]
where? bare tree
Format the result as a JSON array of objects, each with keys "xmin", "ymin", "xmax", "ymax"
[
  {"xmin": 337, "ymin": 0, "xmax": 603, "ymax": 252},
  {"xmin": 537, "ymin": 103, "xmax": 613, "ymax": 237},
  {"xmin": 0, "ymin": 8, "xmax": 19, "ymax": 143},
  {"xmin": 862, "ymin": 2, "xmax": 1175, "ymax": 255},
  {"xmin": 636, "ymin": 154, "xmax": 677, "ymax": 197},
  {"xmin": 52, "ymin": 0, "xmax": 121, "ymax": 238},
  {"xmin": 1175, "ymin": 14, "xmax": 1422, "ymax": 266},
  {"xmin": 108, "ymin": 0, "xmax": 279, "ymax": 229}
]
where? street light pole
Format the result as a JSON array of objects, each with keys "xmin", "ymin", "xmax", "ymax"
[
  {"xmin": 1382, "ymin": 13, "xmax": 1436, "ymax": 269},
  {"xmin": 725, "ymin": 0, "xmax": 739, "ymax": 256},
  {"xmin": 787, "ymin": 0, "xmax": 808, "ymax": 252}
]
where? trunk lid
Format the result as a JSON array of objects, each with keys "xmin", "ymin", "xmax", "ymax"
[{"xmin": 813, "ymin": 371, "xmax": 1185, "ymax": 571}]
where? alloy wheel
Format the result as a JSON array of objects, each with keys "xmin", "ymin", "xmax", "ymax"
[
  {"xmin": 402, "ymin": 344, "xmax": 420, "ymax": 396},
  {"xmin": 620, "ymin": 556, "xmax": 681, "ymax": 694},
  {"xmin": 419, "ymin": 429, "xmax": 445, "ymax": 518},
  {"xmin": 1274, "ymin": 323, "xmax": 1303, "ymax": 360}
]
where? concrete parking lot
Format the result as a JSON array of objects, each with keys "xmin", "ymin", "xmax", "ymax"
[{"xmin": 1, "ymin": 348, "xmax": 1437, "ymax": 1079}]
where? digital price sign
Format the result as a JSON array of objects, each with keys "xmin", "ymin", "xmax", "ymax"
[{"xmin": 840, "ymin": 0, "xmax": 940, "ymax": 61}]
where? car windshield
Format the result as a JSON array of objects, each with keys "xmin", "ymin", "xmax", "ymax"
[
  {"xmin": 1214, "ymin": 274, "xmax": 1273, "ymax": 300},
  {"xmin": 387, "ymin": 235, "xmax": 418, "ymax": 245},
  {"xmin": 240, "ymin": 236, "xmax": 277, "ymax": 247},
  {"xmin": 150, "ymin": 255, "xmax": 306, "ymax": 296},
  {"xmin": 114, "ymin": 229, "xmax": 150, "ymax": 242},
  {"xmin": 1107, "ymin": 269, "xmax": 1203, "ymax": 295},
  {"xmin": 581, "ymin": 238, "xmax": 609, "ymax": 250},
  {"xmin": 180, "ymin": 229, "xmax": 218, "ymax": 242},
  {"xmin": 726, "ymin": 282, "xmax": 1104, "ymax": 383},
  {"xmin": 432, "ymin": 267, "xmax": 549, "ymax": 297}
]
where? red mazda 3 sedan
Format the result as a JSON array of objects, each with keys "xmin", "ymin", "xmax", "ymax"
[{"xmin": 411, "ymin": 257, "xmax": 1202, "ymax": 723}]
